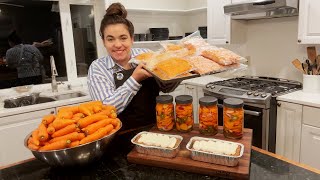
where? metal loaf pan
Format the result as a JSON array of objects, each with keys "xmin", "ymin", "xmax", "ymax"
[
  {"xmin": 131, "ymin": 131, "xmax": 183, "ymax": 158},
  {"xmin": 186, "ymin": 136, "xmax": 244, "ymax": 167}
]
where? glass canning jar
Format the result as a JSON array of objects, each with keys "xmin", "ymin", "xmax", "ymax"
[
  {"xmin": 199, "ymin": 96, "xmax": 218, "ymax": 135},
  {"xmin": 175, "ymin": 95, "xmax": 193, "ymax": 132},
  {"xmin": 223, "ymin": 98, "xmax": 244, "ymax": 139},
  {"xmin": 156, "ymin": 95, "xmax": 174, "ymax": 131}
]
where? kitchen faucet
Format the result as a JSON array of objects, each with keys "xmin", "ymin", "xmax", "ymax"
[{"xmin": 50, "ymin": 56, "xmax": 62, "ymax": 92}]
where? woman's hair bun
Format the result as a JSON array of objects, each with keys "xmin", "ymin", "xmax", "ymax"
[{"xmin": 106, "ymin": 3, "xmax": 127, "ymax": 18}]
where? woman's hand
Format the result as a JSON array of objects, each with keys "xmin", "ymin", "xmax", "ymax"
[{"xmin": 132, "ymin": 63, "xmax": 152, "ymax": 82}]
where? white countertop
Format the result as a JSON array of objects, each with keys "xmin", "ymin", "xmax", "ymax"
[
  {"xmin": 277, "ymin": 90, "xmax": 320, "ymax": 108},
  {"xmin": 0, "ymin": 75, "xmax": 227, "ymax": 118}
]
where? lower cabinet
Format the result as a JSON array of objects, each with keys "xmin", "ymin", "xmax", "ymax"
[
  {"xmin": 0, "ymin": 108, "xmax": 55, "ymax": 166},
  {"xmin": 276, "ymin": 101, "xmax": 302, "ymax": 162},
  {"xmin": 300, "ymin": 124, "xmax": 320, "ymax": 169},
  {"xmin": 276, "ymin": 101, "xmax": 320, "ymax": 169}
]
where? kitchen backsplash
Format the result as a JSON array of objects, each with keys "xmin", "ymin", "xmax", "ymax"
[{"xmin": 230, "ymin": 16, "xmax": 320, "ymax": 83}]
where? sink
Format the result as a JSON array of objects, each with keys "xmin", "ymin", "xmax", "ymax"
[
  {"xmin": 50, "ymin": 91, "xmax": 87, "ymax": 101},
  {"xmin": 3, "ymin": 91, "xmax": 87, "ymax": 109},
  {"xmin": 4, "ymin": 94, "xmax": 56, "ymax": 108}
]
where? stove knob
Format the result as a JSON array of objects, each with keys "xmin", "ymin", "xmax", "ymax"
[
  {"xmin": 253, "ymin": 92, "xmax": 260, "ymax": 96},
  {"xmin": 261, "ymin": 94, "xmax": 267, "ymax": 98},
  {"xmin": 205, "ymin": 84, "xmax": 211, "ymax": 88},
  {"xmin": 210, "ymin": 85, "xmax": 215, "ymax": 89},
  {"xmin": 247, "ymin": 91, "xmax": 253, "ymax": 95}
]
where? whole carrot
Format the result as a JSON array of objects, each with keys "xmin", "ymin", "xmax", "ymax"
[
  {"xmin": 38, "ymin": 123, "xmax": 49, "ymax": 142},
  {"xmin": 80, "ymin": 124, "xmax": 113, "ymax": 145},
  {"xmin": 52, "ymin": 119, "xmax": 76, "ymax": 130},
  {"xmin": 93, "ymin": 106, "xmax": 102, "ymax": 113},
  {"xmin": 41, "ymin": 114, "xmax": 55, "ymax": 126},
  {"xmin": 79, "ymin": 104, "xmax": 93, "ymax": 116},
  {"xmin": 57, "ymin": 111, "xmax": 73, "ymax": 119},
  {"xmin": 78, "ymin": 133, "xmax": 86, "ymax": 140},
  {"xmin": 69, "ymin": 141, "xmax": 80, "ymax": 148},
  {"xmin": 72, "ymin": 113, "xmax": 85, "ymax": 121},
  {"xmin": 47, "ymin": 123, "xmax": 55, "ymax": 135},
  {"xmin": 32, "ymin": 129, "xmax": 40, "ymax": 146},
  {"xmin": 77, "ymin": 114, "xmax": 108, "ymax": 128},
  {"xmin": 28, "ymin": 143, "xmax": 40, "ymax": 150},
  {"xmin": 49, "ymin": 132, "xmax": 80, "ymax": 143},
  {"xmin": 82, "ymin": 118, "xmax": 113, "ymax": 135},
  {"xmin": 39, "ymin": 140, "xmax": 71, "ymax": 151},
  {"xmin": 51, "ymin": 124, "xmax": 78, "ymax": 138}
]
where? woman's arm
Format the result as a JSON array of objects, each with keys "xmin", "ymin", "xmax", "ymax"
[{"xmin": 87, "ymin": 61, "xmax": 142, "ymax": 114}]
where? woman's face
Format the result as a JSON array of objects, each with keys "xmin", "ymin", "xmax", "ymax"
[{"xmin": 103, "ymin": 24, "xmax": 133, "ymax": 65}]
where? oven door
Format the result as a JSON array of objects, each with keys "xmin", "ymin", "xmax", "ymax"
[{"xmin": 216, "ymin": 99, "xmax": 266, "ymax": 149}]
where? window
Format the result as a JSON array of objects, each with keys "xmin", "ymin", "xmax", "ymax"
[
  {"xmin": 0, "ymin": 1, "xmax": 67, "ymax": 89},
  {"xmin": 70, "ymin": 4, "xmax": 98, "ymax": 77}
]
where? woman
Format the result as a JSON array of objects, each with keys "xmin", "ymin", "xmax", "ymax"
[{"xmin": 87, "ymin": 3, "xmax": 179, "ymax": 131}]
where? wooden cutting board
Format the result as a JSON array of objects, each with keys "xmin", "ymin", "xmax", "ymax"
[{"xmin": 127, "ymin": 125, "xmax": 252, "ymax": 180}]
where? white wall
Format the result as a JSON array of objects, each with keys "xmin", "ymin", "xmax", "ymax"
[{"xmin": 229, "ymin": 16, "xmax": 320, "ymax": 82}]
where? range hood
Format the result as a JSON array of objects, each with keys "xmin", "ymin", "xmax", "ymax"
[{"xmin": 224, "ymin": 0, "xmax": 299, "ymax": 20}]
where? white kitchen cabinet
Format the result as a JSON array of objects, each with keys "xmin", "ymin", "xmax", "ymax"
[
  {"xmin": 105, "ymin": 0, "xmax": 207, "ymax": 45},
  {"xmin": 300, "ymin": 124, "xmax": 320, "ymax": 169},
  {"xmin": 276, "ymin": 101, "xmax": 302, "ymax": 162},
  {"xmin": 207, "ymin": 0, "xmax": 231, "ymax": 45},
  {"xmin": 0, "ymin": 108, "xmax": 55, "ymax": 166},
  {"xmin": 298, "ymin": 0, "xmax": 320, "ymax": 44}
]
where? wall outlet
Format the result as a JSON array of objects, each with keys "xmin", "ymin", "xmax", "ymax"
[{"xmin": 244, "ymin": 56, "xmax": 250, "ymax": 66}]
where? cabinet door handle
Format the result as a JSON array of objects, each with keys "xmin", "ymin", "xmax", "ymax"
[
  {"xmin": 186, "ymin": 86, "xmax": 194, "ymax": 90},
  {"xmin": 50, "ymin": 111, "xmax": 54, "ymax": 114},
  {"xmin": 277, "ymin": 103, "xmax": 281, "ymax": 107},
  {"xmin": 298, "ymin": 39, "xmax": 301, "ymax": 43}
]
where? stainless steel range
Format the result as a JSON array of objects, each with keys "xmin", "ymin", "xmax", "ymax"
[{"xmin": 203, "ymin": 76, "xmax": 302, "ymax": 152}]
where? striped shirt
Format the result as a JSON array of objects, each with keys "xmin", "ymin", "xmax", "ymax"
[{"xmin": 87, "ymin": 48, "xmax": 150, "ymax": 114}]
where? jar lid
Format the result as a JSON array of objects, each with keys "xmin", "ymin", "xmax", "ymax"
[
  {"xmin": 223, "ymin": 98, "xmax": 244, "ymax": 108},
  {"xmin": 156, "ymin": 95, "xmax": 173, "ymax": 104},
  {"xmin": 199, "ymin": 96, "xmax": 217, "ymax": 106},
  {"xmin": 175, "ymin": 95, "xmax": 193, "ymax": 104}
]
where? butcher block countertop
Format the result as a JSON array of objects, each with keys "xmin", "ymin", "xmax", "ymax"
[{"xmin": 0, "ymin": 126, "xmax": 319, "ymax": 180}]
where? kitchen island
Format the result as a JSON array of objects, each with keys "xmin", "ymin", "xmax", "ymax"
[{"xmin": 0, "ymin": 128, "xmax": 319, "ymax": 180}]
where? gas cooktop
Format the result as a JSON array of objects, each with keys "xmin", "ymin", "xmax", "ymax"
[{"xmin": 204, "ymin": 76, "xmax": 302, "ymax": 105}]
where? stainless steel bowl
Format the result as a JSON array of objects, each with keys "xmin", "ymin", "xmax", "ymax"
[{"xmin": 24, "ymin": 122, "xmax": 122, "ymax": 167}]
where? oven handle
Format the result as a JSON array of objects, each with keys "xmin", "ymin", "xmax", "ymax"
[{"xmin": 217, "ymin": 104, "xmax": 261, "ymax": 116}]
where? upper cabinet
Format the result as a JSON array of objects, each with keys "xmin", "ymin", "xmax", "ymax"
[
  {"xmin": 298, "ymin": 0, "xmax": 320, "ymax": 44},
  {"xmin": 207, "ymin": 0, "xmax": 231, "ymax": 45},
  {"xmin": 105, "ymin": 0, "xmax": 208, "ymax": 45}
]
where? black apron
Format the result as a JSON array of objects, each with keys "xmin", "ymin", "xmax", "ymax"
[{"xmin": 113, "ymin": 68, "xmax": 159, "ymax": 131}]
